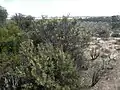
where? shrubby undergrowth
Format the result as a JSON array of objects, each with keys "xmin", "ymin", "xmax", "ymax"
[
  {"xmin": 17, "ymin": 40, "xmax": 80, "ymax": 90},
  {"xmin": 1, "ymin": 5, "xmax": 119, "ymax": 90},
  {"xmin": 0, "ymin": 9, "xmax": 91, "ymax": 89}
]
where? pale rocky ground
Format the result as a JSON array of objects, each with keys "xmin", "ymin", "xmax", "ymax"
[
  {"xmin": 91, "ymin": 37, "xmax": 120, "ymax": 90},
  {"xmin": 81, "ymin": 37, "xmax": 120, "ymax": 90}
]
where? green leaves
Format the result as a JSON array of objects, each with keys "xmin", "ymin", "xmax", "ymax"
[
  {"xmin": 18, "ymin": 40, "xmax": 79, "ymax": 90},
  {"xmin": 0, "ymin": 16, "xmax": 90, "ymax": 89},
  {"xmin": 0, "ymin": 6, "xmax": 8, "ymax": 26},
  {"xmin": 0, "ymin": 21, "xmax": 21, "ymax": 42},
  {"xmin": 28, "ymin": 17, "xmax": 91, "ymax": 69},
  {"xmin": 11, "ymin": 13, "xmax": 35, "ymax": 31}
]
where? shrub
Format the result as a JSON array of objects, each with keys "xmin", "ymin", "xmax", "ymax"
[
  {"xmin": 11, "ymin": 13, "xmax": 35, "ymax": 31},
  {"xmin": 0, "ymin": 21, "xmax": 23, "ymax": 89},
  {"xmin": 28, "ymin": 16, "xmax": 91, "ymax": 69},
  {"xmin": 85, "ymin": 22, "xmax": 111, "ymax": 38},
  {"xmin": 0, "ymin": 16, "xmax": 91, "ymax": 89},
  {"xmin": 0, "ymin": 21, "xmax": 22, "ymax": 53},
  {"xmin": 17, "ymin": 39, "xmax": 80, "ymax": 90}
]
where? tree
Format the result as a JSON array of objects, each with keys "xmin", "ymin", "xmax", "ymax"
[
  {"xmin": 0, "ymin": 6, "xmax": 8, "ymax": 26},
  {"xmin": 11, "ymin": 13, "xmax": 35, "ymax": 31},
  {"xmin": 112, "ymin": 15, "xmax": 120, "ymax": 29},
  {"xmin": 90, "ymin": 22, "xmax": 111, "ymax": 38}
]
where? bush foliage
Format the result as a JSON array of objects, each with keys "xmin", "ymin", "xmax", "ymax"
[
  {"xmin": 0, "ymin": 13, "xmax": 91, "ymax": 89},
  {"xmin": 2, "ymin": 6, "xmax": 117, "ymax": 89},
  {"xmin": 17, "ymin": 40, "xmax": 80, "ymax": 90}
]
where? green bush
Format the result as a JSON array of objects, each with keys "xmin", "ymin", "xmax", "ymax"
[
  {"xmin": 94, "ymin": 22, "xmax": 110, "ymax": 38},
  {"xmin": 0, "ymin": 16, "xmax": 91, "ymax": 89},
  {"xmin": 0, "ymin": 21, "xmax": 22, "ymax": 90},
  {"xmin": 17, "ymin": 39, "xmax": 80, "ymax": 90},
  {"xmin": 28, "ymin": 17, "xmax": 91, "ymax": 69},
  {"xmin": 11, "ymin": 13, "xmax": 35, "ymax": 31},
  {"xmin": 0, "ymin": 21, "xmax": 22, "ymax": 53}
]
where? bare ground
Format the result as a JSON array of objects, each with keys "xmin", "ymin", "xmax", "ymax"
[{"xmin": 90, "ymin": 38, "xmax": 120, "ymax": 90}]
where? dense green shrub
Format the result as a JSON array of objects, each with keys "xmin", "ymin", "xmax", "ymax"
[
  {"xmin": 0, "ymin": 21, "xmax": 23, "ymax": 53},
  {"xmin": 0, "ymin": 16, "xmax": 91, "ymax": 89},
  {"xmin": 0, "ymin": 21, "xmax": 23, "ymax": 89},
  {"xmin": 0, "ymin": 13, "xmax": 103, "ymax": 89},
  {"xmin": 93, "ymin": 22, "xmax": 111, "ymax": 38},
  {"xmin": 77, "ymin": 21, "xmax": 111, "ymax": 38},
  {"xmin": 28, "ymin": 17, "xmax": 91, "ymax": 69},
  {"xmin": 16, "ymin": 39, "xmax": 80, "ymax": 90}
]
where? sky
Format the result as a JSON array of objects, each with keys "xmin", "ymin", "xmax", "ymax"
[{"xmin": 0, "ymin": 0, "xmax": 120, "ymax": 17}]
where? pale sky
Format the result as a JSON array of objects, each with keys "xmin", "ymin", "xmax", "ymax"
[{"xmin": 0, "ymin": 0, "xmax": 120, "ymax": 17}]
